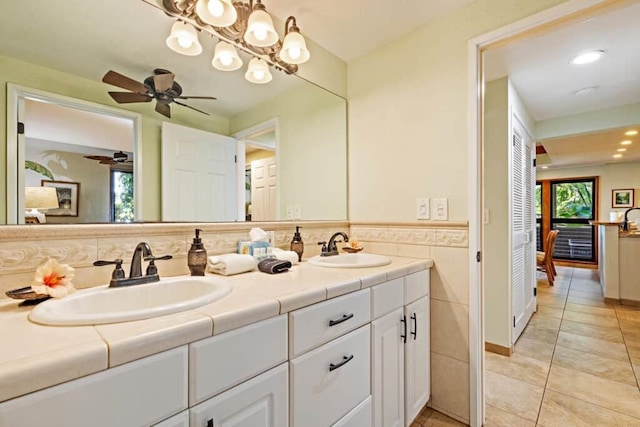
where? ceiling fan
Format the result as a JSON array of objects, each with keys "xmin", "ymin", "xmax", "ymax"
[
  {"xmin": 102, "ymin": 69, "xmax": 216, "ymax": 118},
  {"xmin": 84, "ymin": 151, "xmax": 132, "ymax": 165}
]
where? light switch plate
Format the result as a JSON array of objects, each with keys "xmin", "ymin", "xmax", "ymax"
[
  {"xmin": 432, "ymin": 198, "xmax": 448, "ymax": 220},
  {"xmin": 416, "ymin": 198, "xmax": 430, "ymax": 220},
  {"xmin": 293, "ymin": 204, "xmax": 302, "ymax": 219}
]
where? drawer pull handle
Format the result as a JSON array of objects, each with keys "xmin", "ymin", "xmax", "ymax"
[
  {"xmin": 411, "ymin": 313, "xmax": 417, "ymax": 340},
  {"xmin": 328, "ymin": 313, "xmax": 354, "ymax": 327},
  {"xmin": 207, "ymin": 419, "xmax": 214, "ymax": 427},
  {"xmin": 329, "ymin": 355, "xmax": 354, "ymax": 372},
  {"xmin": 401, "ymin": 315, "xmax": 407, "ymax": 343}
]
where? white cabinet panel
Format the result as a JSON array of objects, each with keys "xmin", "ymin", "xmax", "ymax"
[
  {"xmin": 372, "ymin": 308, "xmax": 405, "ymax": 427},
  {"xmin": 154, "ymin": 410, "xmax": 189, "ymax": 427},
  {"xmin": 332, "ymin": 396, "xmax": 372, "ymax": 427},
  {"xmin": 289, "ymin": 289, "xmax": 370, "ymax": 358},
  {"xmin": 371, "ymin": 278, "xmax": 404, "ymax": 319},
  {"xmin": 404, "ymin": 270, "xmax": 429, "ymax": 305},
  {"xmin": 404, "ymin": 296, "xmax": 430, "ymax": 425},
  {"xmin": 190, "ymin": 364, "xmax": 288, "ymax": 427},
  {"xmin": 290, "ymin": 325, "xmax": 371, "ymax": 427},
  {"xmin": 190, "ymin": 315, "xmax": 287, "ymax": 405},
  {"xmin": 0, "ymin": 346, "xmax": 188, "ymax": 427}
]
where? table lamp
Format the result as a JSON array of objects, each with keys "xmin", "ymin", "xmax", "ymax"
[{"xmin": 25, "ymin": 187, "xmax": 59, "ymax": 223}]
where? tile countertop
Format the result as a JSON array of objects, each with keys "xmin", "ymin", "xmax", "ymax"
[{"xmin": 0, "ymin": 256, "xmax": 432, "ymax": 403}]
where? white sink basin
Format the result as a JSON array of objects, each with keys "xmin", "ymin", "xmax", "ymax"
[
  {"xmin": 28, "ymin": 276, "xmax": 232, "ymax": 326},
  {"xmin": 307, "ymin": 253, "xmax": 392, "ymax": 268}
]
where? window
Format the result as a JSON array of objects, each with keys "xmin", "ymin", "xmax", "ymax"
[{"xmin": 110, "ymin": 168, "xmax": 134, "ymax": 222}]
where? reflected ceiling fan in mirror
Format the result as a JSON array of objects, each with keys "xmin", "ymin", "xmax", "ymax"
[
  {"xmin": 84, "ymin": 151, "xmax": 132, "ymax": 165},
  {"xmin": 101, "ymin": 69, "xmax": 216, "ymax": 118}
]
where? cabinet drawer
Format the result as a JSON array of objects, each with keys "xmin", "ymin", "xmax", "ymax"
[
  {"xmin": 290, "ymin": 325, "xmax": 371, "ymax": 427},
  {"xmin": 371, "ymin": 277, "xmax": 404, "ymax": 319},
  {"xmin": 189, "ymin": 315, "xmax": 287, "ymax": 405},
  {"xmin": 0, "ymin": 346, "xmax": 187, "ymax": 427},
  {"xmin": 332, "ymin": 396, "xmax": 372, "ymax": 427},
  {"xmin": 190, "ymin": 363, "xmax": 288, "ymax": 427},
  {"xmin": 154, "ymin": 410, "xmax": 189, "ymax": 427},
  {"xmin": 405, "ymin": 270, "xmax": 430, "ymax": 304},
  {"xmin": 289, "ymin": 288, "xmax": 370, "ymax": 358}
]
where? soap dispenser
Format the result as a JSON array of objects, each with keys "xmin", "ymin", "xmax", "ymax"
[
  {"xmin": 290, "ymin": 226, "xmax": 304, "ymax": 262},
  {"xmin": 188, "ymin": 228, "xmax": 207, "ymax": 276}
]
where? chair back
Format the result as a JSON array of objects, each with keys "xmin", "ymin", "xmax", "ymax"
[{"xmin": 545, "ymin": 230, "xmax": 559, "ymax": 259}]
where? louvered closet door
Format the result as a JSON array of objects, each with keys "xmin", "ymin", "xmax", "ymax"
[{"xmin": 511, "ymin": 114, "xmax": 536, "ymax": 342}]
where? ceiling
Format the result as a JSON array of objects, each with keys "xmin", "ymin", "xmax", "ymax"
[{"xmin": 484, "ymin": 2, "xmax": 640, "ymax": 170}]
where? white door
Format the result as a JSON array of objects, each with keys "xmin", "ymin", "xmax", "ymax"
[
  {"xmin": 372, "ymin": 308, "xmax": 404, "ymax": 427},
  {"xmin": 250, "ymin": 156, "xmax": 277, "ymax": 221},
  {"xmin": 511, "ymin": 114, "xmax": 536, "ymax": 341},
  {"xmin": 404, "ymin": 296, "xmax": 430, "ymax": 426},
  {"xmin": 189, "ymin": 364, "xmax": 288, "ymax": 427},
  {"xmin": 161, "ymin": 122, "xmax": 237, "ymax": 221}
]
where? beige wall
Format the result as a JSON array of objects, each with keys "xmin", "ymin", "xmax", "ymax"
[{"xmin": 537, "ymin": 161, "xmax": 640, "ymax": 221}]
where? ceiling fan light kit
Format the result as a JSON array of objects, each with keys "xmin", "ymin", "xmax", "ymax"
[{"xmin": 155, "ymin": 0, "xmax": 311, "ymax": 83}]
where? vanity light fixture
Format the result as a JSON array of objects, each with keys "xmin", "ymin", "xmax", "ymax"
[
  {"xmin": 156, "ymin": 0, "xmax": 311, "ymax": 84},
  {"xmin": 570, "ymin": 50, "xmax": 605, "ymax": 65},
  {"xmin": 625, "ymin": 130, "xmax": 638, "ymax": 136},
  {"xmin": 621, "ymin": 140, "xmax": 633, "ymax": 145}
]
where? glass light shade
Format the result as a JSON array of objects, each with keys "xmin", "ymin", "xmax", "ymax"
[
  {"xmin": 280, "ymin": 31, "xmax": 310, "ymax": 64},
  {"xmin": 212, "ymin": 41, "xmax": 243, "ymax": 71},
  {"xmin": 245, "ymin": 58, "xmax": 272, "ymax": 84},
  {"xmin": 195, "ymin": 0, "xmax": 237, "ymax": 27},
  {"xmin": 244, "ymin": 9, "xmax": 279, "ymax": 47},
  {"xmin": 166, "ymin": 21, "xmax": 203, "ymax": 56}
]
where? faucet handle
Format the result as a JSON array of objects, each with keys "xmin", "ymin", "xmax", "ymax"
[
  {"xmin": 144, "ymin": 255, "xmax": 173, "ymax": 276},
  {"xmin": 317, "ymin": 241, "xmax": 328, "ymax": 256},
  {"xmin": 144, "ymin": 254, "xmax": 173, "ymax": 262},
  {"xmin": 93, "ymin": 259, "xmax": 125, "ymax": 281}
]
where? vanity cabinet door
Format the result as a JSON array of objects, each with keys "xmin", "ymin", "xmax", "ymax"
[
  {"xmin": 372, "ymin": 308, "xmax": 404, "ymax": 427},
  {"xmin": 0, "ymin": 346, "xmax": 188, "ymax": 427},
  {"xmin": 154, "ymin": 410, "xmax": 189, "ymax": 427},
  {"xmin": 189, "ymin": 363, "xmax": 288, "ymax": 427},
  {"xmin": 332, "ymin": 396, "xmax": 372, "ymax": 427},
  {"xmin": 404, "ymin": 296, "xmax": 430, "ymax": 426}
]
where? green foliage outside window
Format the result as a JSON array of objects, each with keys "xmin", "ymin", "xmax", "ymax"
[
  {"xmin": 113, "ymin": 171, "xmax": 134, "ymax": 222},
  {"xmin": 553, "ymin": 182, "xmax": 592, "ymax": 219}
]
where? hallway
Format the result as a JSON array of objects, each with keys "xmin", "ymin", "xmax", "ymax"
[{"xmin": 485, "ymin": 266, "xmax": 640, "ymax": 425}]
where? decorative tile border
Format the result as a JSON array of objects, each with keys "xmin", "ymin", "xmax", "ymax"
[{"xmin": 351, "ymin": 222, "xmax": 468, "ymax": 248}]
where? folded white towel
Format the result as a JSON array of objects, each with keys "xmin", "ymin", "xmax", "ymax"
[
  {"xmin": 271, "ymin": 248, "xmax": 299, "ymax": 265},
  {"xmin": 207, "ymin": 254, "xmax": 256, "ymax": 276}
]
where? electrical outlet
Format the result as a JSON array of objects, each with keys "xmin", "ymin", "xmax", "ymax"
[
  {"xmin": 432, "ymin": 198, "xmax": 448, "ymax": 220},
  {"xmin": 293, "ymin": 204, "xmax": 302, "ymax": 219},
  {"xmin": 286, "ymin": 206, "xmax": 293, "ymax": 219},
  {"xmin": 416, "ymin": 198, "xmax": 430, "ymax": 220},
  {"xmin": 265, "ymin": 231, "xmax": 276, "ymax": 246}
]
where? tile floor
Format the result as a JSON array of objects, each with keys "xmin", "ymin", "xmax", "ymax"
[
  {"xmin": 485, "ymin": 266, "xmax": 640, "ymax": 426},
  {"xmin": 410, "ymin": 405, "xmax": 467, "ymax": 426}
]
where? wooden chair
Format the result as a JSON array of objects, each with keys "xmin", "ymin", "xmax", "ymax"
[{"xmin": 536, "ymin": 230, "xmax": 559, "ymax": 285}]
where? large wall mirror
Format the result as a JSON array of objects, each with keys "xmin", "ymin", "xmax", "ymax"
[{"xmin": 0, "ymin": 0, "xmax": 347, "ymax": 225}]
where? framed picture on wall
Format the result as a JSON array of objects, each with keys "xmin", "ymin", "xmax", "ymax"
[
  {"xmin": 41, "ymin": 180, "xmax": 80, "ymax": 217},
  {"xmin": 612, "ymin": 188, "xmax": 634, "ymax": 208}
]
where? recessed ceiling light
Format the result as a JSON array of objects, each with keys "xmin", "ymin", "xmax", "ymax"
[
  {"xmin": 625, "ymin": 130, "xmax": 638, "ymax": 136},
  {"xmin": 574, "ymin": 86, "xmax": 598, "ymax": 96},
  {"xmin": 621, "ymin": 140, "xmax": 633, "ymax": 145},
  {"xmin": 541, "ymin": 166, "xmax": 549, "ymax": 169},
  {"xmin": 571, "ymin": 50, "xmax": 605, "ymax": 65},
  {"xmin": 613, "ymin": 154, "xmax": 623, "ymax": 158},
  {"xmin": 617, "ymin": 148, "xmax": 627, "ymax": 152}
]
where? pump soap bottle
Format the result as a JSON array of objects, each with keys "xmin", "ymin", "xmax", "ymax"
[
  {"xmin": 188, "ymin": 228, "xmax": 207, "ymax": 276},
  {"xmin": 290, "ymin": 226, "xmax": 304, "ymax": 262}
]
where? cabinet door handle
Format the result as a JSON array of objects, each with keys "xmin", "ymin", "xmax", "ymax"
[
  {"xmin": 401, "ymin": 315, "xmax": 407, "ymax": 343},
  {"xmin": 329, "ymin": 354, "xmax": 354, "ymax": 372},
  {"xmin": 328, "ymin": 313, "xmax": 354, "ymax": 327},
  {"xmin": 207, "ymin": 419, "xmax": 214, "ymax": 427},
  {"xmin": 411, "ymin": 313, "xmax": 417, "ymax": 340}
]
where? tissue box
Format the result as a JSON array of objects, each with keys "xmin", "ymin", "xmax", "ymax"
[{"xmin": 238, "ymin": 241, "xmax": 269, "ymax": 255}]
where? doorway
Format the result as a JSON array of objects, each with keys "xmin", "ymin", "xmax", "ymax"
[{"xmin": 6, "ymin": 84, "xmax": 143, "ymax": 224}]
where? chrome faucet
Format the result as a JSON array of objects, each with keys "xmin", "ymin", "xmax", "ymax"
[
  {"xmin": 622, "ymin": 207, "xmax": 640, "ymax": 232},
  {"xmin": 94, "ymin": 242, "xmax": 172, "ymax": 287},
  {"xmin": 319, "ymin": 232, "xmax": 349, "ymax": 257}
]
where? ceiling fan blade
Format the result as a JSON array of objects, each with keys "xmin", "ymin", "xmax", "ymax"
[
  {"xmin": 175, "ymin": 95, "xmax": 217, "ymax": 100},
  {"xmin": 84, "ymin": 155, "xmax": 113, "ymax": 162},
  {"xmin": 155, "ymin": 102, "xmax": 171, "ymax": 118},
  {"xmin": 102, "ymin": 70, "xmax": 148, "ymax": 93},
  {"xmin": 108, "ymin": 91, "xmax": 152, "ymax": 104},
  {"xmin": 174, "ymin": 100, "xmax": 210, "ymax": 116},
  {"xmin": 154, "ymin": 73, "xmax": 175, "ymax": 92}
]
